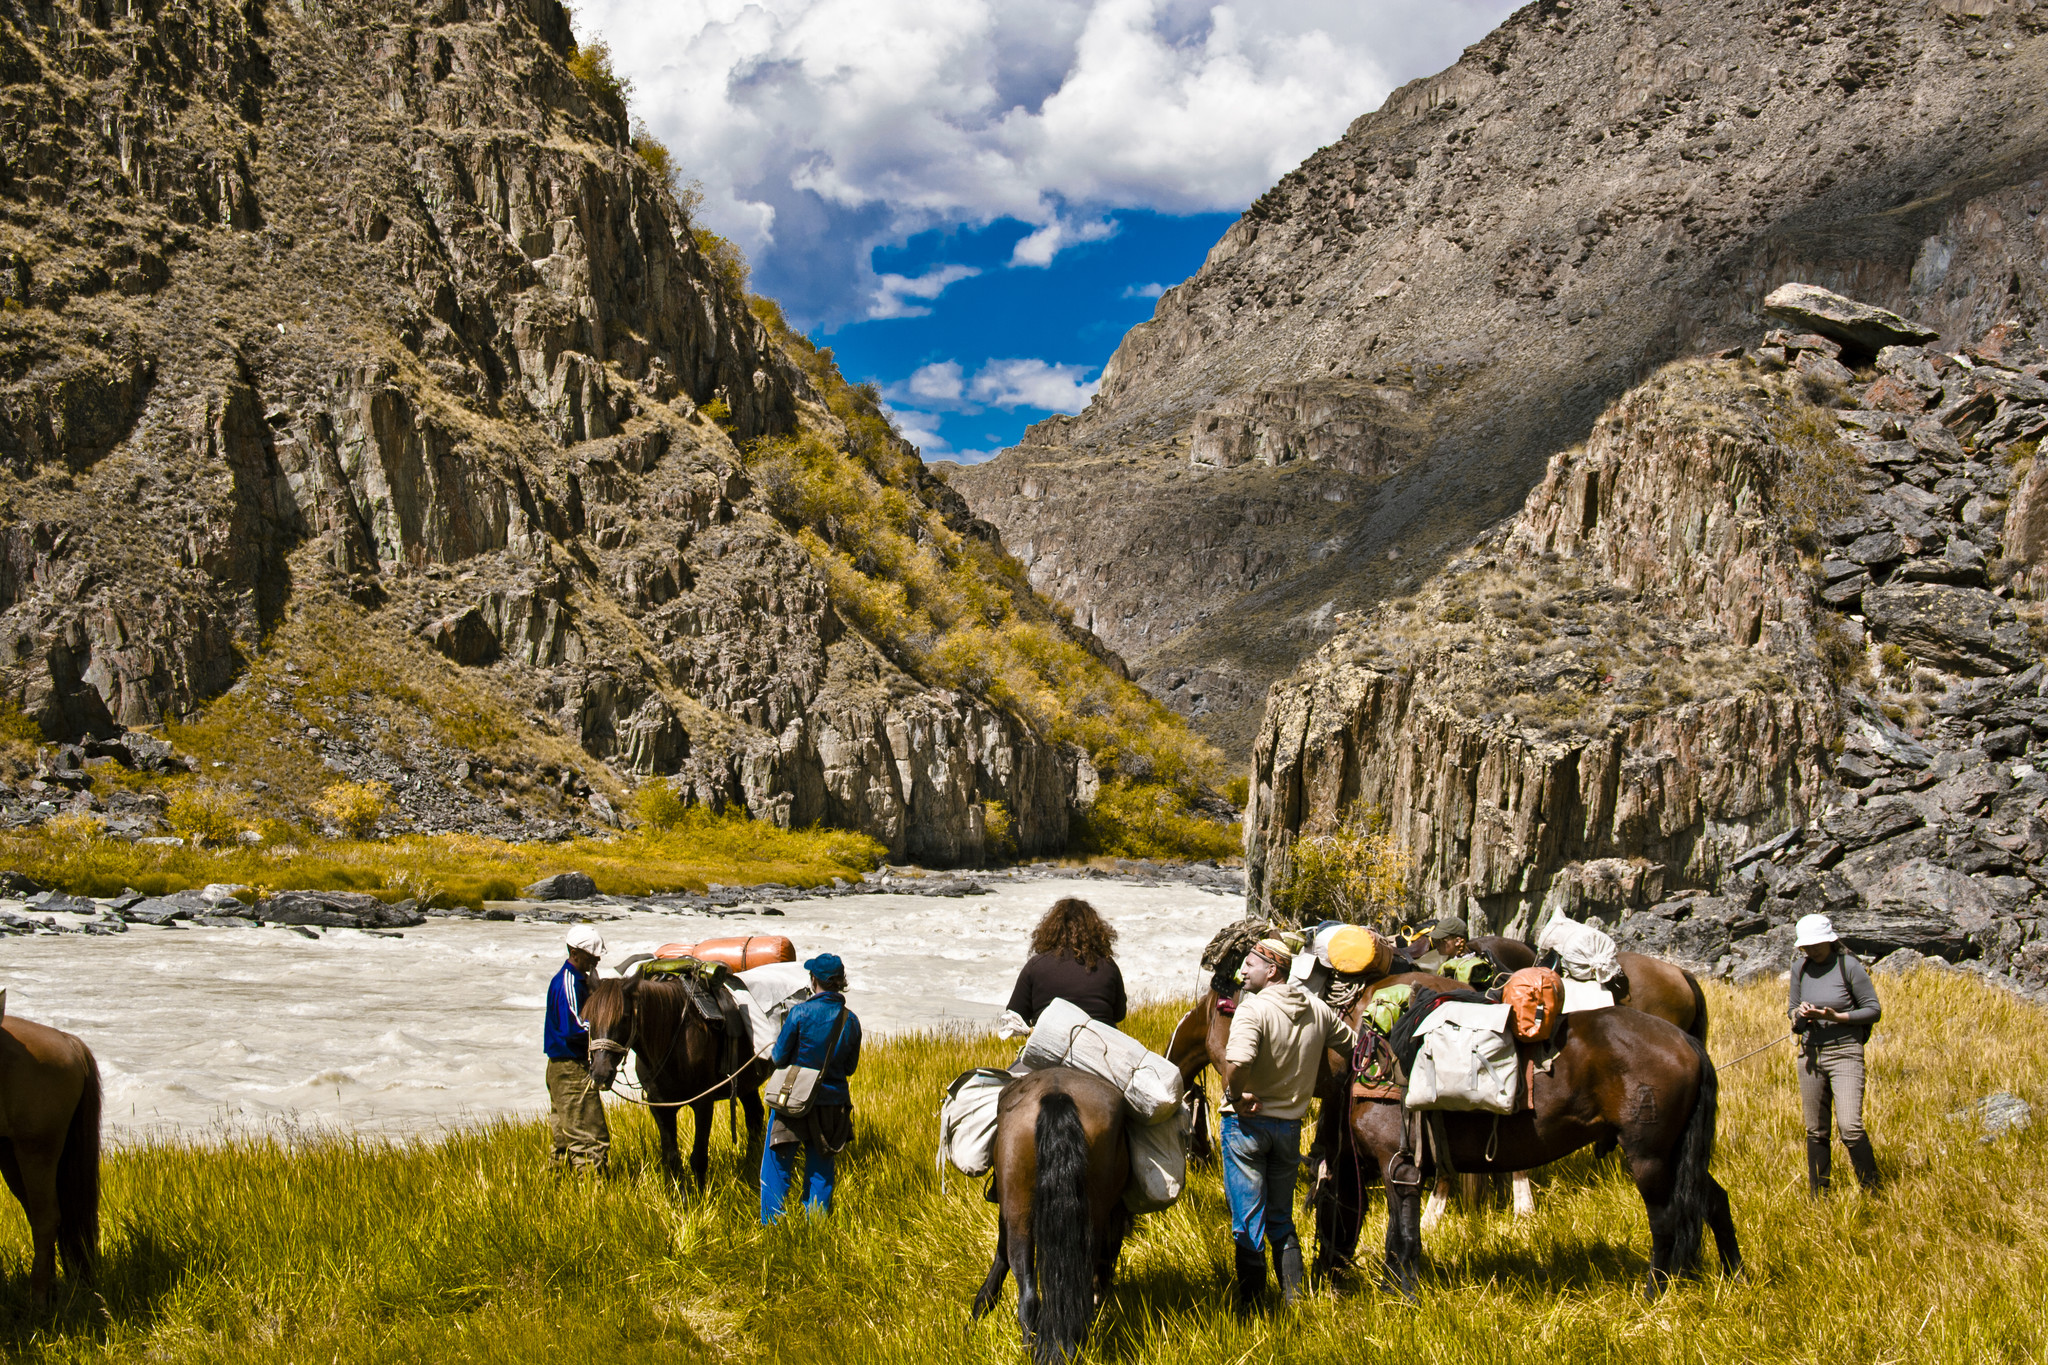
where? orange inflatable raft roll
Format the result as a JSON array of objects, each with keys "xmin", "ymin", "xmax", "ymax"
[{"xmin": 654, "ymin": 935, "xmax": 797, "ymax": 972}]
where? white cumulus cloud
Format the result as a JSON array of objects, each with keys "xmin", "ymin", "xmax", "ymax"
[
  {"xmin": 969, "ymin": 359, "xmax": 1101, "ymax": 412},
  {"xmin": 869, "ymin": 265, "xmax": 982, "ymax": 319},
  {"xmin": 573, "ymin": 0, "xmax": 1519, "ymax": 321}
]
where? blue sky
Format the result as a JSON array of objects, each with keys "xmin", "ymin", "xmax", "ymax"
[{"xmin": 573, "ymin": 0, "xmax": 1521, "ymax": 462}]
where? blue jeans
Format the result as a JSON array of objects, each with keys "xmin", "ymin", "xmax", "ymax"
[
  {"xmin": 759, "ymin": 1106, "xmax": 849, "ymax": 1223},
  {"xmin": 1221, "ymin": 1114, "xmax": 1302, "ymax": 1254}
]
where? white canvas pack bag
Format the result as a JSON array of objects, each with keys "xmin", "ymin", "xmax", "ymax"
[
  {"xmin": 1405, "ymin": 1002, "xmax": 1519, "ymax": 1115},
  {"xmin": 1016, "ymin": 998, "xmax": 1182, "ymax": 1123}
]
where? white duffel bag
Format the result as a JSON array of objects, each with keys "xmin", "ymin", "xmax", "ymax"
[
  {"xmin": 1123, "ymin": 1100, "xmax": 1192, "ymax": 1214},
  {"xmin": 937, "ymin": 1067, "xmax": 1014, "ymax": 1178},
  {"xmin": 1405, "ymin": 1002, "xmax": 1519, "ymax": 1115},
  {"xmin": 1538, "ymin": 913, "xmax": 1620, "ymax": 984},
  {"xmin": 1017, "ymin": 998, "xmax": 1183, "ymax": 1123}
]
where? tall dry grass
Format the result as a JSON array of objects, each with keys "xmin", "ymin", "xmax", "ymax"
[{"xmin": 1, "ymin": 975, "xmax": 2043, "ymax": 1361}]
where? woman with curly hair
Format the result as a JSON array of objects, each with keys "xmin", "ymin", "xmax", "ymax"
[{"xmin": 1005, "ymin": 897, "xmax": 1127, "ymax": 1025}]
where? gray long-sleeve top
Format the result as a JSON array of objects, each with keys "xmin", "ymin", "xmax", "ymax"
[{"xmin": 1787, "ymin": 947, "xmax": 1881, "ymax": 1046}]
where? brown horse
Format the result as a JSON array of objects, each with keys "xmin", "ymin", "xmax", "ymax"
[
  {"xmin": 1336, "ymin": 1007, "xmax": 1741, "ymax": 1297},
  {"xmin": 0, "ymin": 999, "xmax": 101, "ymax": 1306},
  {"xmin": 971, "ymin": 1069, "xmax": 1131, "ymax": 1365},
  {"xmin": 583, "ymin": 974, "xmax": 772, "ymax": 1186}
]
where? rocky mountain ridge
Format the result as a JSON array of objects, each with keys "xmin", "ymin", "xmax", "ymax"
[
  {"xmin": 0, "ymin": 0, "xmax": 1185, "ymax": 864},
  {"xmin": 952, "ymin": 0, "xmax": 2048, "ymax": 762},
  {"xmin": 1249, "ymin": 287, "xmax": 2048, "ymax": 992}
]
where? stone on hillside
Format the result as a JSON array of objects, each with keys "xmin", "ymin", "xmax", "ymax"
[
  {"xmin": 1821, "ymin": 800, "xmax": 1924, "ymax": 850},
  {"xmin": 1869, "ymin": 946, "xmax": 1956, "ymax": 975},
  {"xmin": 1763, "ymin": 284, "xmax": 1940, "ymax": 356},
  {"xmin": 523, "ymin": 871, "xmax": 597, "ymax": 901},
  {"xmin": 421, "ymin": 607, "xmax": 499, "ymax": 666},
  {"xmin": 1952, "ymin": 1092, "xmax": 2033, "ymax": 1143},
  {"xmin": 1834, "ymin": 857, "xmax": 1996, "ymax": 958},
  {"xmin": 1863, "ymin": 583, "xmax": 2036, "ymax": 675},
  {"xmin": 1844, "ymin": 530, "xmax": 1905, "ymax": 566},
  {"xmin": 255, "ymin": 891, "xmax": 425, "ymax": 929}
]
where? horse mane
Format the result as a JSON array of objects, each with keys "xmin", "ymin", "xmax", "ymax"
[{"xmin": 583, "ymin": 977, "xmax": 626, "ymax": 1034}]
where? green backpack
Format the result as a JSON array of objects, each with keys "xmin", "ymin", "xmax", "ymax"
[{"xmin": 1364, "ymin": 983, "xmax": 1415, "ymax": 1036}]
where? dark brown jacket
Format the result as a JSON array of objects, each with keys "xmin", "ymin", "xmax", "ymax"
[{"xmin": 1007, "ymin": 952, "xmax": 1127, "ymax": 1026}]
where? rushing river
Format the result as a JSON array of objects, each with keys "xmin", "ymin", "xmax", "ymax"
[{"xmin": 0, "ymin": 877, "xmax": 1241, "ymax": 1143}]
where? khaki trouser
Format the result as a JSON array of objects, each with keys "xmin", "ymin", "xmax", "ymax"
[
  {"xmin": 546, "ymin": 1057, "xmax": 610, "ymax": 1171},
  {"xmin": 1799, "ymin": 1036, "xmax": 1866, "ymax": 1144}
]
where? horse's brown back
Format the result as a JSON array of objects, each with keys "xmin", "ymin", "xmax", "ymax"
[
  {"xmin": 1617, "ymin": 952, "xmax": 1709, "ymax": 1043},
  {"xmin": 0, "ymin": 1016, "xmax": 91, "ymax": 1140}
]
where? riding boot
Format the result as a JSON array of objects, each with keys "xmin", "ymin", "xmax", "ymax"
[
  {"xmin": 1275, "ymin": 1239, "xmax": 1307, "ymax": 1306},
  {"xmin": 1845, "ymin": 1136, "xmax": 1882, "ymax": 1192},
  {"xmin": 1233, "ymin": 1244, "xmax": 1266, "ymax": 1315},
  {"xmin": 1805, "ymin": 1136, "xmax": 1832, "ymax": 1196}
]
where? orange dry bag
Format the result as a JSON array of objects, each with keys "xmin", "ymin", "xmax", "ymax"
[
  {"xmin": 655, "ymin": 935, "xmax": 797, "ymax": 972},
  {"xmin": 1503, "ymin": 967, "xmax": 1564, "ymax": 1042}
]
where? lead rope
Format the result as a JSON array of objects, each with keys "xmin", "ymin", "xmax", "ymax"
[
  {"xmin": 1716, "ymin": 1032, "xmax": 1794, "ymax": 1070},
  {"xmin": 590, "ymin": 1036, "xmax": 777, "ymax": 1109}
]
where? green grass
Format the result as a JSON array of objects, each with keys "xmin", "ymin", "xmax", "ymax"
[
  {"xmin": 3, "ymin": 978, "xmax": 2046, "ymax": 1361},
  {"xmin": 0, "ymin": 808, "xmax": 883, "ymax": 905}
]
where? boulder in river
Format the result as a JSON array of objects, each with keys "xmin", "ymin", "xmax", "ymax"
[
  {"xmin": 523, "ymin": 871, "xmax": 597, "ymax": 901},
  {"xmin": 255, "ymin": 891, "xmax": 425, "ymax": 929}
]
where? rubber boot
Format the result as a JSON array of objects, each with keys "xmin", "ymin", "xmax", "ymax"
[
  {"xmin": 1275, "ymin": 1238, "xmax": 1307, "ymax": 1306},
  {"xmin": 1805, "ymin": 1137, "xmax": 1832, "ymax": 1196},
  {"xmin": 1233, "ymin": 1244, "xmax": 1266, "ymax": 1316},
  {"xmin": 1845, "ymin": 1136, "xmax": 1882, "ymax": 1192}
]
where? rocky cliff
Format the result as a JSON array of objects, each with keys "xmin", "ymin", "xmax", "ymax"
[
  {"xmin": 1250, "ymin": 289, "xmax": 2048, "ymax": 992},
  {"xmin": 952, "ymin": 0, "xmax": 2048, "ymax": 762},
  {"xmin": 0, "ymin": 0, "xmax": 1179, "ymax": 863}
]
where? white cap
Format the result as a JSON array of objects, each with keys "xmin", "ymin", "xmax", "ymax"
[
  {"xmin": 565, "ymin": 924, "xmax": 607, "ymax": 958},
  {"xmin": 1794, "ymin": 914, "xmax": 1838, "ymax": 948}
]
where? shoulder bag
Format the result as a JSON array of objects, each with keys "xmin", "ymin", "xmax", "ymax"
[{"xmin": 764, "ymin": 1004, "xmax": 851, "ymax": 1117}]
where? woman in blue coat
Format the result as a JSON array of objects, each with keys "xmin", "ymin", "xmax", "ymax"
[{"xmin": 761, "ymin": 953, "xmax": 862, "ymax": 1222}]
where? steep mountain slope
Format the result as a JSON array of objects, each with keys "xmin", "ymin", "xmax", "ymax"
[
  {"xmin": 952, "ymin": 0, "xmax": 2048, "ymax": 762},
  {"xmin": 0, "ymin": 0, "xmax": 1212, "ymax": 863},
  {"xmin": 1249, "ymin": 296, "xmax": 2048, "ymax": 989}
]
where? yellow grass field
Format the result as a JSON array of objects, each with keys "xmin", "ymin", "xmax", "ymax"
[{"xmin": 1, "ymin": 970, "xmax": 2043, "ymax": 1362}]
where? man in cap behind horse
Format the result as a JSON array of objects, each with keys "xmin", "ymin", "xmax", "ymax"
[
  {"xmin": 1220, "ymin": 938, "xmax": 1356, "ymax": 1310},
  {"xmin": 544, "ymin": 924, "xmax": 610, "ymax": 1172},
  {"xmin": 761, "ymin": 952, "xmax": 863, "ymax": 1223}
]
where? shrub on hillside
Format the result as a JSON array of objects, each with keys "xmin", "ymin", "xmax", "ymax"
[
  {"xmin": 167, "ymin": 783, "xmax": 251, "ymax": 847},
  {"xmin": 314, "ymin": 781, "xmax": 391, "ymax": 839},
  {"xmin": 1272, "ymin": 800, "xmax": 1416, "ymax": 928},
  {"xmin": 630, "ymin": 781, "xmax": 689, "ymax": 831},
  {"xmin": 566, "ymin": 40, "xmax": 629, "ymax": 123},
  {"xmin": 1072, "ymin": 779, "xmax": 1240, "ymax": 861}
]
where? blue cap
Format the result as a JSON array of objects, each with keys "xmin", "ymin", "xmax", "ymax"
[{"xmin": 805, "ymin": 952, "xmax": 845, "ymax": 980}]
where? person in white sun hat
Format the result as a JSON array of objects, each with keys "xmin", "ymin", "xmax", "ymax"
[
  {"xmin": 543, "ymin": 924, "xmax": 610, "ymax": 1172},
  {"xmin": 1788, "ymin": 913, "xmax": 1882, "ymax": 1195}
]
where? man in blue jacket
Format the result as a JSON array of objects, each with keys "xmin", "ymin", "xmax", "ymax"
[
  {"xmin": 544, "ymin": 925, "xmax": 609, "ymax": 1172},
  {"xmin": 761, "ymin": 952, "xmax": 862, "ymax": 1222}
]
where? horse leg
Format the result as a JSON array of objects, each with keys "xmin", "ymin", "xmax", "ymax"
[
  {"xmin": 11, "ymin": 1138, "xmax": 62, "ymax": 1308},
  {"xmin": 1512, "ymin": 1170, "xmax": 1535, "ymax": 1217},
  {"xmin": 1382, "ymin": 1174, "xmax": 1424, "ymax": 1299},
  {"xmin": 1313, "ymin": 1138, "xmax": 1366, "ymax": 1281},
  {"xmin": 740, "ymin": 1087, "xmax": 766, "ymax": 1161},
  {"xmin": 689, "ymin": 1100, "xmax": 714, "ymax": 1189},
  {"xmin": 1094, "ymin": 1204, "xmax": 1131, "ymax": 1305},
  {"xmin": 972, "ymin": 1211, "xmax": 1010, "ymax": 1321},
  {"xmin": 1188, "ymin": 1086, "xmax": 1214, "ymax": 1166},
  {"xmin": 1009, "ymin": 1212, "xmax": 1038, "ymax": 1347},
  {"xmin": 1421, "ymin": 1178, "xmax": 1452, "ymax": 1230},
  {"xmin": 652, "ymin": 1104, "xmax": 685, "ymax": 1184},
  {"xmin": 1707, "ymin": 1177, "xmax": 1743, "ymax": 1275}
]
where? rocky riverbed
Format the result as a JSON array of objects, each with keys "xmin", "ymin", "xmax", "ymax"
[{"xmin": 0, "ymin": 872, "xmax": 1242, "ymax": 1142}]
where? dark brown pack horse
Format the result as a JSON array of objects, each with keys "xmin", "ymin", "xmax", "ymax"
[
  {"xmin": 583, "ymin": 974, "xmax": 772, "ymax": 1185},
  {"xmin": 1334, "ymin": 1007, "xmax": 1741, "ymax": 1297},
  {"xmin": 1475, "ymin": 938, "xmax": 1710, "ymax": 1044},
  {"xmin": 971, "ymin": 1069, "xmax": 1130, "ymax": 1365},
  {"xmin": 0, "ymin": 999, "xmax": 100, "ymax": 1306}
]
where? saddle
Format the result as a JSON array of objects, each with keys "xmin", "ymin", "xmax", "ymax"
[{"xmin": 638, "ymin": 956, "xmax": 752, "ymax": 1078}]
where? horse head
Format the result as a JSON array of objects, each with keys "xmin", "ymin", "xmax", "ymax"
[{"xmin": 582, "ymin": 974, "xmax": 637, "ymax": 1090}]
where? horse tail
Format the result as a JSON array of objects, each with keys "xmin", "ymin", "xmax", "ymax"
[
  {"xmin": 56, "ymin": 1048, "xmax": 101, "ymax": 1282},
  {"xmin": 1029, "ymin": 1092, "xmax": 1094, "ymax": 1365},
  {"xmin": 1669, "ymin": 1035, "xmax": 1718, "ymax": 1278},
  {"xmin": 1684, "ymin": 969, "xmax": 1710, "ymax": 1046}
]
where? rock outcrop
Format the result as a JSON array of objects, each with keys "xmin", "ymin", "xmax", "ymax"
[
  {"xmin": 953, "ymin": 0, "xmax": 2048, "ymax": 762},
  {"xmin": 0, "ymin": 0, "xmax": 1128, "ymax": 864},
  {"xmin": 1251, "ymin": 292, "xmax": 2048, "ymax": 992}
]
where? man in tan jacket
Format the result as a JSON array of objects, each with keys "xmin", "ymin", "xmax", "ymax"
[{"xmin": 1221, "ymin": 938, "xmax": 1356, "ymax": 1310}]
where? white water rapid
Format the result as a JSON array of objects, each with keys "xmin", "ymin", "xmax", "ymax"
[{"xmin": 0, "ymin": 877, "xmax": 1240, "ymax": 1143}]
